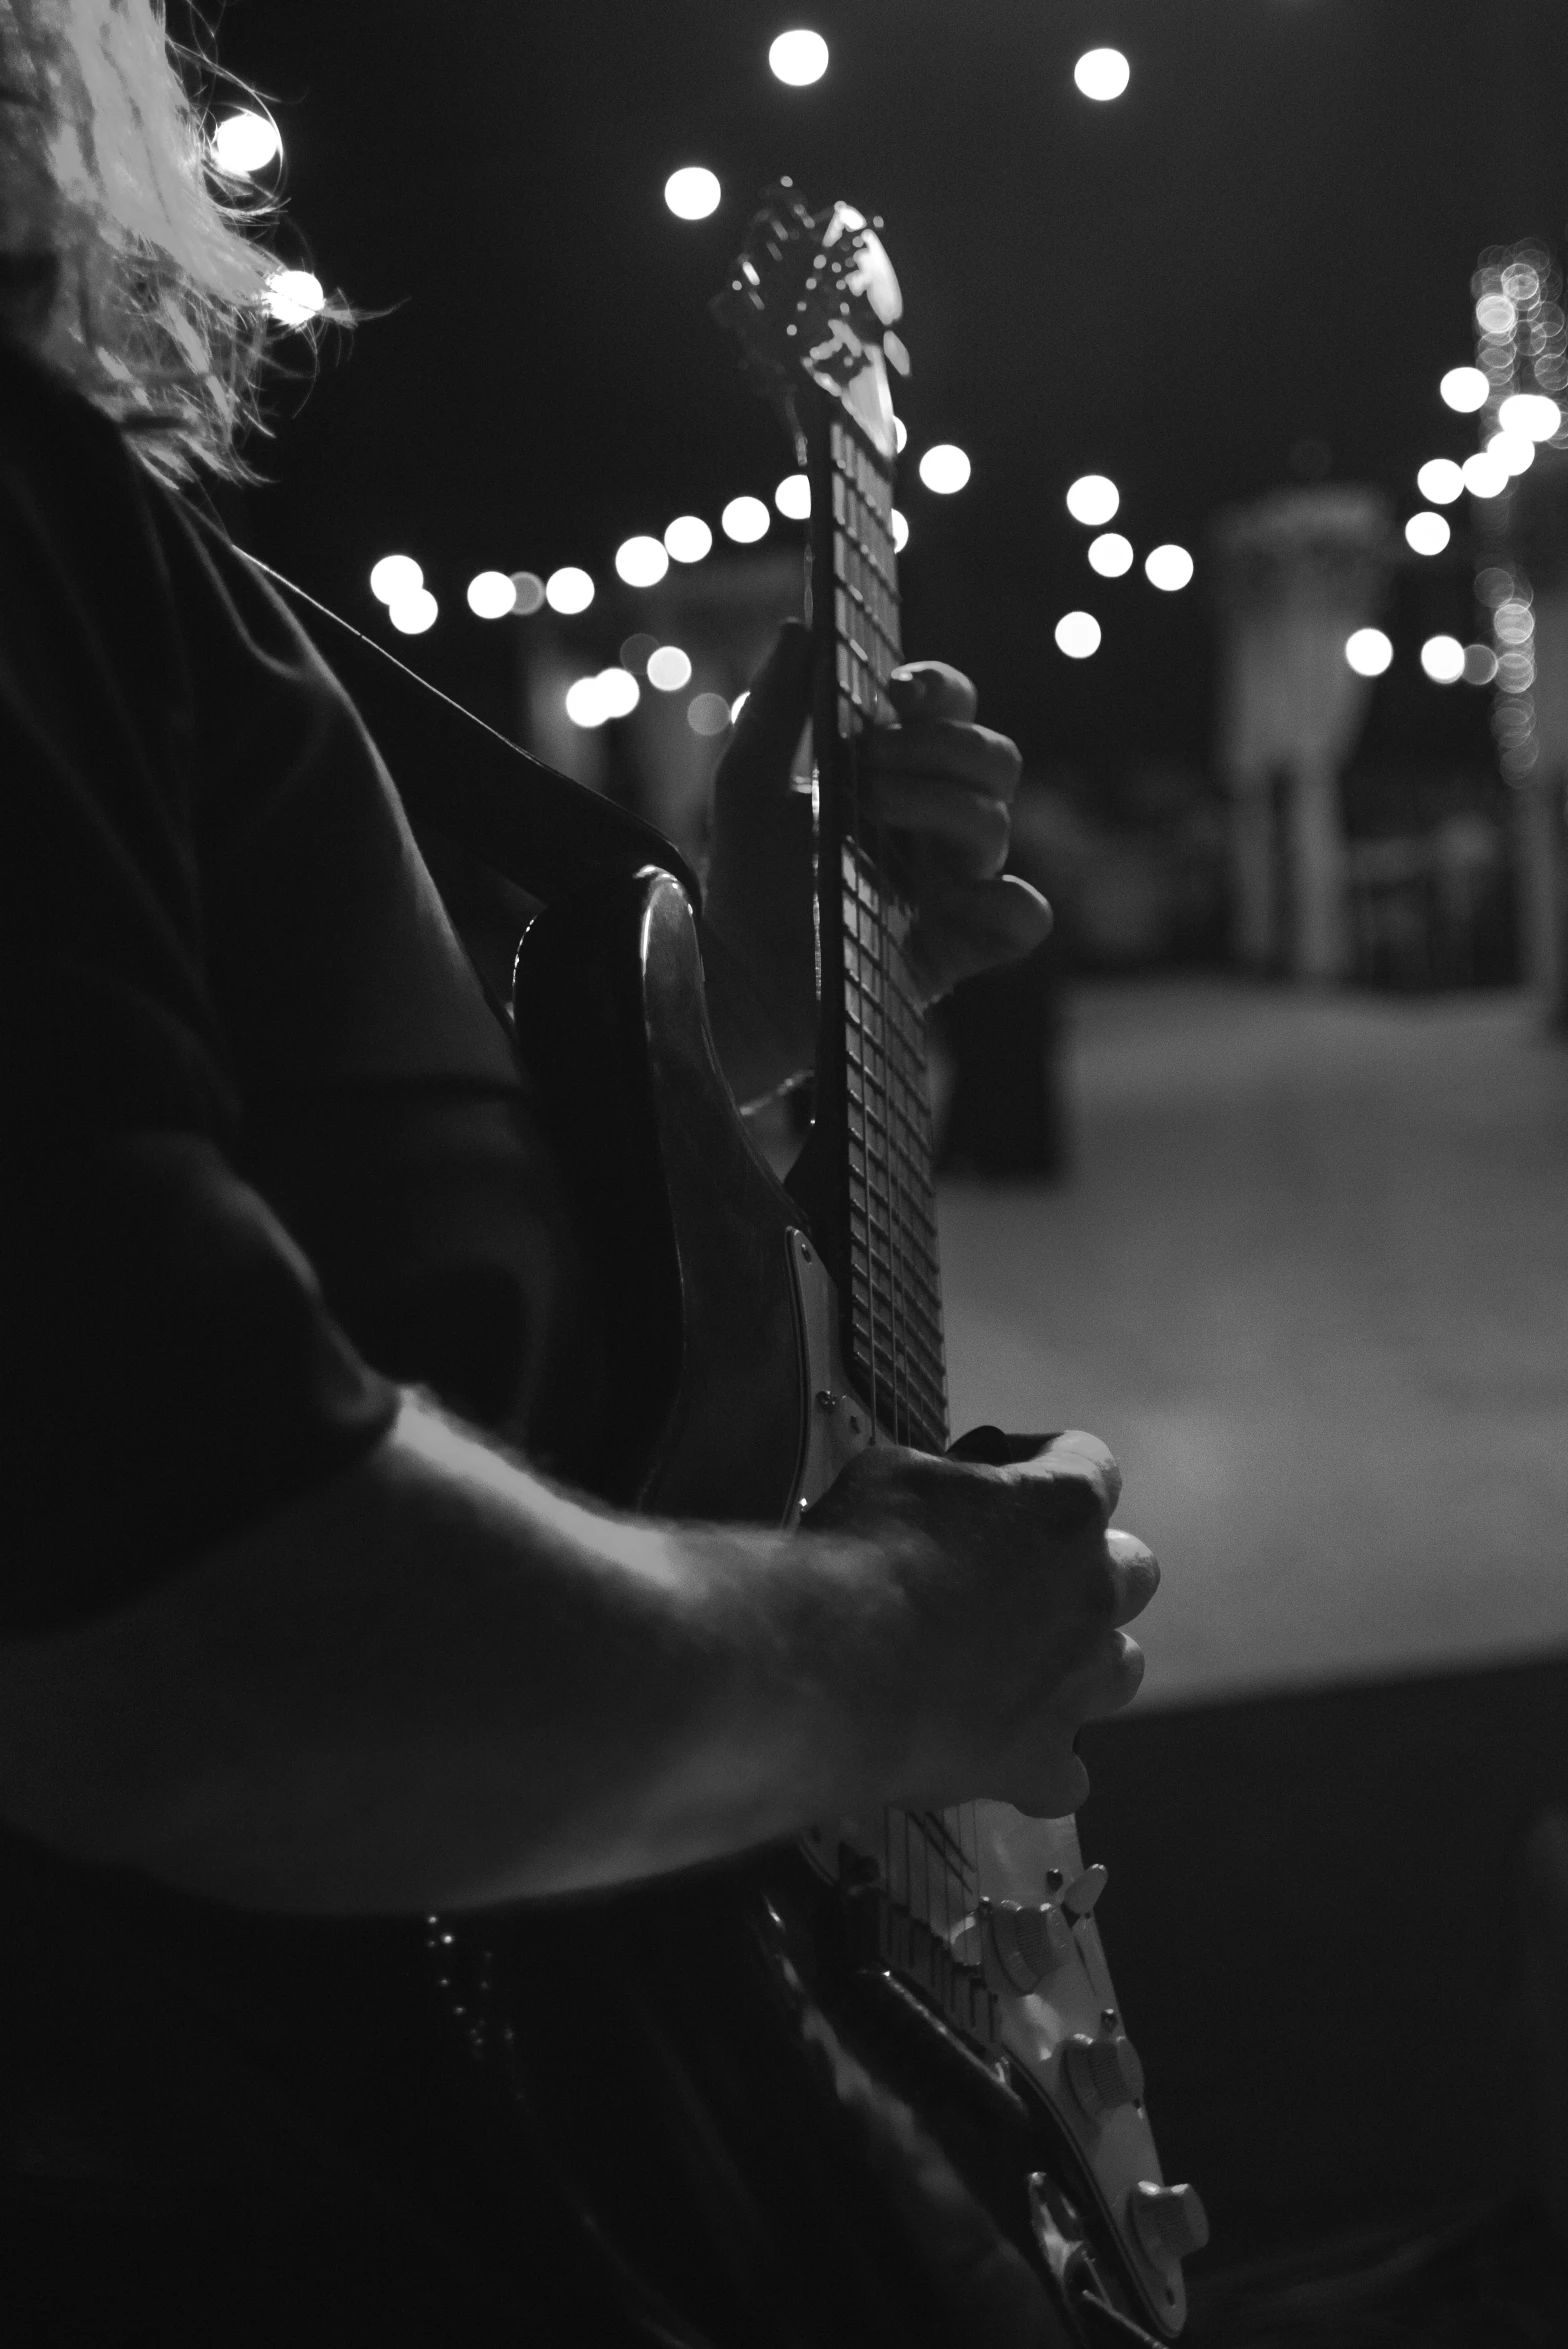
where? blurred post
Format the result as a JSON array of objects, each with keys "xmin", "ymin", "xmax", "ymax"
[{"xmin": 1212, "ymin": 487, "xmax": 1396, "ymax": 981}]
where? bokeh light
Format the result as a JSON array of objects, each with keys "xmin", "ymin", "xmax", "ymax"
[
  {"xmin": 1494, "ymin": 598, "xmax": 1534, "ymax": 646},
  {"xmin": 1403, "ymin": 511, "xmax": 1450, "ymax": 557},
  {"xmin": 1144, "ymin": 543, "xmax": 1194, "ymax": 591},
  {"xmin": 1416, "ymin": 458, "xmax": 1464, "ymax": 505},
  {"xmin": 1420, "ymin": 634, "xmax": 1465, "ymax": 684},
  {"xmin": 894, "ymin": 418, "xmax": 908, "ymax": 453},
  {"xmin": 466, "ymin": 569, "xmax": 517, "ymax": 619},
  {"xmin": 1074, "ymin": 47, "xmax": 1130, "ymax": 100},
  {"xmin": 388, "ymin": 588, "xmax": 437, "ymax": 636},
  {"xmin": 265, "ymin": 269, "xmax": 324, "ymax": 327},
  {"xmin": 1440, "ymin": 366, "xmax": 1490, "ymax": 414},
  {"xmin": 370, "ymin": 554, "xmax": 422, "ymax": 606},
  {"xmin": 615, "ymin": 535, "xmax": 670, "ymax": 588},
  {"xmin": 664, "ymin": 515, "xmax": 713, "ymax": 564},
  {"xmin": 665, "ymin": 167, "xmax": 721, "ymax": 221},
  {"xmin": 918, "ymin": 443, "xmax": 971, "ymax": 494},
  {"xmin": 1344, "ymin": 627, "xmax": 1393, "ymax": 677},
  {"xmin": 891, "ymin": 510, "xmax": 909, "ymax": 552},
  {"xmin": 1463, "ymin": 643, "xmax": 1499, "ymax": 686},
  {"xmin": 597, "ymin": 667, "xmax": 639, "ymax": 720},
  {"xmin": 646, "ymin": 645, "xmax": 693, "ymax": 692},
  {"xmin": 775, "ymin": 473, "xmax": 811, "ymax": 519},
  {"xmin": 545, "ymin": 566, "xmax": 595, "ymax": 615},
  {"xmin": 1499, "ymin": 391, "xmax": 1563, "ymax": 442},
  {"xmin": 730, "ymin": 691, "xmax": 751, "ymax": 722},
  {"xmin": 687, "ymin": 692, "xmax": 732, "ymax": 736},
  {"xmin": 1087, "ymin": 532, "xmax": 1133, "ymax": 577},
  {"xmin": 510, "ymin": 571, "xmax": 546, "ymax": 616},
  {"xmin": 565, "ymin": 677, "xmax": 609, "ymax": 729},
  {"xmin": 1485, "ymin": 429, "xmax": 1535, "ymax": 477},
  {"xmin": 1475, "ymin": 293, "xmax": 1516, "ymax": 337},
  {"xmin": 721, "ymin": 495, "xmax": 770, "ymax": 543},
  {"xmin": 1462, "ymin": 451, "xmax": 1508, "ymax": 499},
  {"xmin": 1066, "ymin": 473, "xmax": 1119, "ymax": 525},
  {"xmin": 768, "ymin": 29, "xmax": 829, "ymax": 84},
  {"xmin": 620, "ymin": 633, "xmax": 658, "ymax": 674},
  {"xmin": 210, "ymin": 111, "xmax": 280, "ymax": 174},
  {"xmin": 1054, "ymin": 611, "xmax": 1102, "ymax": 659}
]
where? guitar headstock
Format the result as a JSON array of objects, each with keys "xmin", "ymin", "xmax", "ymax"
[{"xmin": 712, "ymin": 183, "xmax": 909, "ymax": 463}]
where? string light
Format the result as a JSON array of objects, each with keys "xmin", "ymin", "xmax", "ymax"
[
  {"xmin": 1066, "ymin": 474, "xmax": 1119, "ymax": 525},
  {"xmin": 646, "ymin": 645, "xmax": 692, "ymax": 691},
  {"xmin": 1344, "ymin": 627, "xmax": 1392, "ymax": 677},
  {"xmin": 370, "ymin": 555, "xmax": 422, "ymax": 606},
  {"xmin": 1440, "ymin": 366, "xmax": 1489, "ymax": 412},
  {"xmin": 892, "ymin": 511, "xmax": 909, "ymax": 552},
  {"xmin": 664, "ymin": 515, "xmax": 712, "ymax": 563},
  {"xmin": 511, "ymin": 571, "xmax": 546, "ymax": 615},
  {"xmin": 768, "ymin": 30, "xmax": 829, "ymax": 84},
  {"xmin": 721, "ymin": 495, "xmax": 770, "ymax": 543},
  {"xmin": 687, "ymin": 692, "xmax": 732, "ymax": 735},
  {"xmin": 918, "ymin": 444, "xmax": 971, "ymax": 494},
  {"xmin": 1485, "ymin": 428, "xmax": 1535, "ymax": 476},
  {"xmin": 210, "ymin": 111, "xmax": 280, "ymax": 174},
  {"xmin": 1420, "ymin": 635, "xmax": 1465, "ymax": 683},
  {"xmin": 388, "ymin": 588, "xmax": 438, "ymax": 636},
  {"xmin": 1462, "ymin": 450, "xmax": 1507, "ymax": 499},
  {"xmin": 775, "ymin": 474, "xmax": 811, "ymax": 519},
  {"xmin": 1088, "ymin": 532, "xmax": 1133, "ymax": 577},
  {"xmin": 1403, "ymin": 512, "xmax": 1450, "ymax": 557},
  {"xmin": 1144, "ymin": 543, "xmax": 1194, "ymax": 591},
  {"xmin": 265, "ymin": 270, "xmax": 324, "ymax": 327},
  {"xmin": 467, "ymin": 570, "xmax": 517, "ymax": 618},
  {"xmin": 545, "ymin": 566, "xmax": 595, "ymax": 614},
  {"xmin": 1054, "ymin": 611, "xmax": 1102, "ymax": 659},
  {"xmin": 597, "ymin": 668, "xmax": 639, "ymax": 719},
  {"xmin": 1416, "ymin": 458, "xmax": 1464, "ymax": 504},
  {"xmin": 665, "ymin": 167, "xmax": 721, "ymax": 220},
  {"xmin": 615, "ymin": 535, "xmax": 670, "ymax": 587},
  {"xmin": 1074, "ymin": 47, "xmax": 1130, "ymax": 100},
  {"xmin": 1498, "ymin": 391, "xmax": 1562, "ymax": 440}
]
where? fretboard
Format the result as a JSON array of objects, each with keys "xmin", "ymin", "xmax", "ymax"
[{"xmin": 808, "ymin": 410, "xmax": 949, "ymax": 1454}]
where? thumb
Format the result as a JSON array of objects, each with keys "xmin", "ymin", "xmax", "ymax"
[{"xmin": 722, "ymin": 618, "xmax": 815, "ymax": 786}]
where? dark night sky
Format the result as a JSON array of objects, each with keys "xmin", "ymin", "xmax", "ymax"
[{"xmin": 203, "ymin": 0, "xmax": 1568, "ymax": 780}]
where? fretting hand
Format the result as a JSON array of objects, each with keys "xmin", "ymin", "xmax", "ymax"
[{"xmin": 701, "ymin": 619, "xmax": 1051, "ymax": 1107}]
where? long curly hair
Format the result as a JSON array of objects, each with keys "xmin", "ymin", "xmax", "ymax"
[{"xmin": 0, "ymin": 0, "xmax": 295, "ymax": 475}]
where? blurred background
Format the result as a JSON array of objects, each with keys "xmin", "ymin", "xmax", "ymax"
[{"xmin": 203, "ymin": 0, "xmax": 1568, "ymax": 2281}]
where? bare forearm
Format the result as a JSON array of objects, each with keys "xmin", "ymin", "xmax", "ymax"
[{"xmin": 0, "ymin": 1394, "xmax": 903, "ymax": 1915}]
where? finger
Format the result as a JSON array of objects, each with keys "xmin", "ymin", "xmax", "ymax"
[
  {"xmin": 856, "ymin": 774, "xmax": 1010, "ymax": 879},
  {"xmin": 886, "ymin": 660, "xmax": 978, "ymax": 725},
  {"xmin": 721, "ymin": 619, "xmax": 814, "ymax": 786},
  {"xmin": 1010, "ymin": 1748, "xmax": 1091, "ymax": 1821},
  {"xmin": 909, "ymin": 873, "xmax": 1052, "ymax": 996},
  {"xmin": 1104, "ymin": 1529, "xmax": 1160, "ymax": 1627},
  {"xmin": 1069, "ymin": 1630, "xmax": 1147, "ymax": 1721},
  {"xmin": 1038, "ymin": 1429, "xmax": 1123, "ymax": 1522},
  {"xmin": 862, "ymin": 718, "xmax": 1021, "ymax": 802}
]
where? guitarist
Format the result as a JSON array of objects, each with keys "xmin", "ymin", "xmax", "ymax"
[{"xmin": 0, "ymin": 4, "xmax": 1160, "ymax": 2339}]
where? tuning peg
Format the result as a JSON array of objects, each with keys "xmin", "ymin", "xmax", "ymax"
[
  {"xmin": 980, "ymin": 1899, "xmax": 1074, "ymax": 1995},
  {"xmin": 1129, "ymin": 2180, "xmax": 1210, "ymax": 2265}
]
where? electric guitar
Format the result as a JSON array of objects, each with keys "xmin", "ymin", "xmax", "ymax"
[{"xmin": 429, "ymin": 189, "xmax": 1206, "ymax": 2349}]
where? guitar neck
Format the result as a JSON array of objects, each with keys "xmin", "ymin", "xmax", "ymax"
[{"xmin": 802, "ymin": 400, "xmax": 949, "ymax": 1453}]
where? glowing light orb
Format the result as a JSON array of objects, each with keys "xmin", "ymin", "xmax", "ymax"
[
  {"xmin": 1462, "ymin": 451, "xmax": 1508, "ymax": 500},
  {"xmin": 1074, "ymin": 47, "xmax": 1130, "ymax": 101},
  {"xmin": 511, "ymin": 571, "xmax": 546, "ymax": 616},
  {"xmin": 1087, "ymin": 532, "xmax": 1133, "ymax": 578},
  {"xmin": 1403, "ymin": 511, "xmax": 1450, "ymax": 558},
  {"xmin": 1144, "ymin": 542, "xmax": 1194, "ymax": 592},
  {"xmin": 1344, "ymin": 627, "xmax": 1393, "ymax": 677},
  {"xmin": 1485, "ymin": 429, "xmax": 1535, "ymax": 477},
  {"xmin": 1420, "ymin": 634, "xmax": 1465, "ymax": 684},
  {"xmin": 1475, "ymin": 294, "xmax": 1516, "ymax": 337},
  {"xmin": 620, "ymin": 634, "xmax": 658, "ymax": 673},
  {"xmin": 768, "ymin": 30, "xmax": 829, "ymax": 85},
  {"xmin": 730, "ymin": 691, "xmax": 751, "ymax": 721},
  {"xmin": 687, "ymin": 692, "xmax": 732, "ymax": 736},
  {"xmin": 721, "ymin": 495, "xmax": 770, "ymax": 544},
  {"xmin": 370, "ymin": 554, "xmax": 422, "ymax": 606},
  {"xmin": 388, "ymin": 588, "xmax": 437, "ymax": 636},
  {"xmin": 1054, "ymin": 611, "xmax": 1102, "ymax": 659},
  {"xmin": 1499, "ymin": 391, "xmax": 1563, "ymax": 442},
  {"xmin": 210, "ymin": 111, "xmax": 280, "ymax": 175},
  {"xmin": 894, "ymin": 418, "xmax": 908, "ymax": 453},
  {"xmin": 565, "ymin": 677, "xmax": 609, "ymax": 729},
  {"xmin": 646, "ymin": 645, "xmax": 693, "ymax": 692},
  {"xmin": 265, "ymin": 269, "xmax": 324, "ymax": 328},
  {"xmin": 892, "ymin": 510, "xmax": 909, "ymax": 552},
  {"xmin": 615, "ymin": 535, "xmax": 670, "ymax": 588},
  {"xmin": 545, "ymin": 566, "xmax": 595, "ymax": 615},
  {"xmin": 1440, "ymin": 366, "xmax": 1490, "ymax": 414},
  {"xmin": 1066, "ymin": 473, "xmax": 1119, "ymax": 526},
  {"xmin": 1416, "ymin": 458, "xmax": 1464, "ymax": 505},
  {"xmin": 774, "ymin": 474, "xmax": 811, "ymax": 520},
  {"xmin": 665, "ymin": 167, "xmax": 721, "ymax": 221},
  {"xmin": 597, "ymin": 667, "xmax": 640, "ymax": 719},
  {"xmin": 1463, "ymin": 643, "xmax": 1499, "ymax": 686},
  {"xmin": 664, "ymin": 515, "xmax": 713, "ymax": 564},
  {"xmin": 466, "ymin": 570, "xmax": 518, "ymax": 619},
  {"xmin": 918, "ymin": 443, "xmax": 971, "ymax": 494}
]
